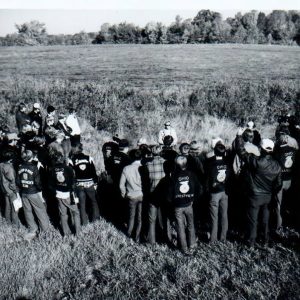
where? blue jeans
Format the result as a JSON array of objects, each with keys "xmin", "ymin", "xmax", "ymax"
[
  {"xmin": 174, "ymin": 204, "xmax": 196, "ymax": 252},
  {"xmin": 209, "ymin": 191, "xmax": 228, "ymax": 242},
  {"xmin": 275, "ymin": 180, "xmax": 291, "ymax": 230},
  {"xmin": 127, "ymin": 196, "xmax": 143, "ymax": 242},
  {"xmin": 76, "ymin": 186, "xmax": 100, "ymax": 225}
]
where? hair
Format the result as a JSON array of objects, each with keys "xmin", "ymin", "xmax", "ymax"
[
  {"xmin": 129, "ymin": 149, "xmax": 142, "ymax": 161},
  {"xmin": 2, "ymin": 151, "xmax": 15, "ymax": 162},
  {"xmin": 47, "ymin": 105, "xmax": 56, "ymax": 114},
  {"xmin": 163, "ymin": 135, "xmax": 174, "ymax": 146}
]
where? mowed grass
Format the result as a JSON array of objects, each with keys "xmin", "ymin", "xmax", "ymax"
[
  {"xmin": 0, "ymin": 217, "xmax": 299, "ymax": 300},
  {"xmin": 0, "ymin": 44, "xmax": 299, "ymax": 89}
]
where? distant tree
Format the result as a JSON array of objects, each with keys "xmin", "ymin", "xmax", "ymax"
[
  {"xmin": 71, "ymin": 31, "xmax": 91, "ymax": 45},
  {"xmin": 144, "ymin": 22, "xmax": 158, "ymax": 43},
  {"xmin": 156, "ymin": 23, "xmax": 168, "ymax": 44},
  {"xmin": 15, "ymin": 20, "xmax": 48, "ymax": 45}
]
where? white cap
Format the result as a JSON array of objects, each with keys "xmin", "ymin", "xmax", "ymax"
[
  {"xmin": 260, "ymin": 138, "xmax": 274, "ymax": 152},
  {"xmin": 137, "ymin": 138, "xmax": 147, "ymax": 146},
  {"xmin": 33, "ymin": 103, "xmax": 41, "ymax": 109},
  {"xmin": 247, "ymin": 121, "xmax": 255, "ymax": 130},
  {"xmin": 211, "ymin": 137, "xmax": 224, "ymax": 149}
]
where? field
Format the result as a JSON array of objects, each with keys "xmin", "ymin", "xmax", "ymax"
[
  {"xmin": 0, "ymin": 44, "xmax": 299, "ymax": 89},
  {"xmin": 0, "ymin": 44, "xmax": 299, "ymax": 299}
]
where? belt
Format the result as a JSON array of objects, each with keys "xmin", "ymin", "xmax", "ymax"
[{"xmin": 76, "ymin": 181, "xmax": 94, "ymax": 188}]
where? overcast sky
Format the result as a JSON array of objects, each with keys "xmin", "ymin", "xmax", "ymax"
[{"xmin": 0, "ymin": 0, "xmax": 299, "ymax": 36}]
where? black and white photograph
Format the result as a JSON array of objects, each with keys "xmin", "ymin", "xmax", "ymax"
[{"xmin": 0, "ymin": 0, "xmax": 299, "ymax": 298}]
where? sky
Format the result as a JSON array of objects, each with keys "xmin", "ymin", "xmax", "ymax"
[{"xmin": 0, "ymin": 0, "xmax": 299, "ymax": 36}]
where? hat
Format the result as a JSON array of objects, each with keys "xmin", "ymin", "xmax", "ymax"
[
  {"xmin": 7, "ymin": 133, "xmax": 20, "ymax": 141},
  {"xmin": 247, "ymin": 121, "xmax": 255, "ymax": 130},
  {"xmin": 211, "ymin": 137, "xmax": 224, "ymax": 149},
  {"xmin": 260, "ymin": 139, "xmax": 274, "ymax": 152},
  {"xmin": 179, "ymin": 143, "xmax": 190, "ymax": 152},
  {"xmin": 119, "ymin": 139, "xmax": 129, "ymax": 149},
  {"xmin": 137, "ymin": 138, "xmax": 147, "ymax": 146},
  {"xmin": 47, "ymin": 105, "xmax": 56, "ymax": 114},
  {"xmin": 164, "ymin": 121, "xmax": 171, "ymax": 126},
  {"xmin": 33, "ymin": 103, "xmax": 41, "ymax": 109},
  {"xmin": 190, "ymin": 141, "xmax": 201, "ymax": 151}
]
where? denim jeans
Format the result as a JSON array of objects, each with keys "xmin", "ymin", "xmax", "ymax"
[
  {"xmin": 246, "ymin": 196, "xmax": 271, "ymax": 245},
  {"xmin": 57, "ymin": 197, "xmax": 81, "ymax": 235},
  {"xmin": 4, "ymin": 194, "xmax": 19, "ymax": 226},
  {"xmin": 76, "ymin": 186, "xmax": 100, "ymax": 225},
  {"xmin": 22, "ymin": 193, "xmax": 50, "ymax": 233},
  {"xmin": 275, "ymin": 179, "xmax": 291, "ymax": 230},
  {"xmin": 127, "ymin": 196, "xmax": 143, "ymax": 242},
  {"xmin": 174, "ymin": 204, "xmax": 196, "ymax": 252},
  {"xmin": 209, "ymin": 191, "xmax": 228, "ymax": 242}
]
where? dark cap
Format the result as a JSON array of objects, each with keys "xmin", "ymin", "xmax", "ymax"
[{"xmin": 119, "ymin": 139, "xmax": 129, "ymax": 149}]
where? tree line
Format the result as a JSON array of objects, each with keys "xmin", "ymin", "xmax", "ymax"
[{"xmin": 1, "ymin": 10, "xmax": 300, "ymax": 46}]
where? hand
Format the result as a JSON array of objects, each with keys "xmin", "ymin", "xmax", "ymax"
[{"xmin": 94, "ymin": 184, "xmax": 98, "ymax": 191}]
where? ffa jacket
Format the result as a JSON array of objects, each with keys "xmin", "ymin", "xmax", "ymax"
[
  {"xmin": 205, "ymin": 155, "xmax": 231, "ymax": 194},
  {"xmin": 168, "ymin": 168, "xmax": 201, "ymax": 208},
  {"xmin": 17, "ymin": 162, "xmax": 42, "ymax": 194},
  {"xmin": 70, "ymin": 153, "xmax": 97, "ymax": 185},
  {"xmin": 49, "ymin": 163, "xmax": 75, "ymax": 193},
  {"xmin": 274, "ymin": 144, "xmax": 297, "ymax": 181}
]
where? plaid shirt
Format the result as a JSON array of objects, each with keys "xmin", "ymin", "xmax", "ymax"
[{"xmin": 146, "ymin": 156, "xmax": 166, "ymax": 192}]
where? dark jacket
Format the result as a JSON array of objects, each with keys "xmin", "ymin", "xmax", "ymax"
[
  {"xmin": 28, "ymin": 110, "xmax": 43, "ymax": 131},
  {"xmin": 16, "ymin": 111, "xmax": 31, "ymax": 132},
  {"xmin": 106, "ymin": 151, "xmax": 131, "ymax": 185},
  {"xmin": 274, "ymin": 143, "xmax": 297, "ymax": 181},
  {"xmin": 17, "ymin": 162, "xmax": 42, "ymax": 194},
  {"xmin": 49, "ymin": 163, "xmax": 75, "ymax": 193},
  {"xmin": 204, "ymin": 154, "xmax": 231, "ymax": 194},
  {"xmin": 237, "ymin": 136, "xmax": 282, "ymax": 198},
  {"xmin": 70, "ymin": 152, "xmax": 97, "ymax": 184},
  {"xmin": 168, "ymin": 168, "xmax": 201, "ymax": 208}
]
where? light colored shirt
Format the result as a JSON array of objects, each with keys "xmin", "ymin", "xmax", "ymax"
[
  {"xmin": 65, "ymin": 114, "xmax": 81, "ymax": 136},
  {"xmin": 119, "ymin": 161, "xmax": 143, "ymax": 199},
  {"xmin": 158, "ymin": 127, "xmax": 178, "ymax": 145}
]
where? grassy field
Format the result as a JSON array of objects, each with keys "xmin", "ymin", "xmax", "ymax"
[
  {"xmin": 0, "ymin": 44, "xmax": 299, "ymax": 299},
  {"xmin": 0, "ymin": 44, "xmax": 299, "ymax": 89}
]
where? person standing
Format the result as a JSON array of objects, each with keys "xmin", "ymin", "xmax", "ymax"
[
  {"xmin": 205, "ymin": 138, "xmax": 231, "ymax": 243},
  {"xmin": 168, "ymin": 156, "xmax": 200, "ymax": 254},
  {"xmin": 273, "ymin": 132, "xmax": 298, "ymax": 232},
  {"xmin": 49, "ymin": 153, "xmax": 81, "ymax": 236},
  {"xmin": 119, "ymin": 149, "xmax": 143, "ymax": 242},
  {"xmin": 0, "ymin": 151, "xmax": 20, "ymax": 226},
  {"xmin": 236, "ymin": 134, "xmax": 282, "ymax": 247},
  {"xmin": 16, "ymin": 103, "xmax": 31, "ymax": 133},
  {"xmin": 158, "ymin": 121, "xmax": 178, "ymax": 146},
  {"xmin": 65, "ymin": 107, "xmax": 81, "ymax": 147},
  {"xmin": 28, "ymin": 103, "xmax": 43, "ymax": 135},
  {"xmin": 144, "ymin": 145, "xmax": 166, "ymax": 244},
  {"xmin": 17, "ymin": 150, "xmax": 49, "ymax": 239},
  {"xmin": 70, "ymin": 143, "xmax": 100, "ymax": 225}
]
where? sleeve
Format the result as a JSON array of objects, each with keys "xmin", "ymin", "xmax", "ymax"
[
  {"xmin": 34, "ymin": 166, "xmax": 42, "ymax": 192},
  {"xmin": 236, "ymin": 135, "xmax": 258, "ymax": 170},
  {"xmin": 119, "ymin": 170, "xmax": 126, "ymax": 198},
  {"xmin": 158, "ymin": 130, "xmax": 164, "ymax": 145},
  {"xmin": 171, "ymin": 129, "xmax": 178, "ymax": 145},
  {"xmin": 89, "ymin": 157, "xmax": 98, "ymax": 183},
  {"xmin": 6, "ymin": 168, "xmax": 18, "ymax": 195},
  {"xmin": 273, "ymin": 172, "xmax": 282, "ymax": 194}
]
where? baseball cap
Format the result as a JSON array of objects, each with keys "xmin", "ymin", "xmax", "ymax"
[
  {"xmin": 119, "ymin": 139, "xmax": 129, "ymax": 149},
  {"xmin": 211, "ymin": 137, "xmax": 224, "ymax": 149},
  {"xmin": 260, "ymin": 139, "xmax": 274, "ymax": 152},
  {"xmin": 137, "ymin": 138, "xmax": 147, "ymax": 146},
  {"xmin": 164, "ymin": 121, "xmax": 171, "ymax": 126},
  {"xmin": 33, "ymin": 103, "xmax": 41, "ymax": 109}
]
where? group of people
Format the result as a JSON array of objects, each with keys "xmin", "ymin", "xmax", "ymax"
[{"xmin": 0, "ymin": 103, "xmax": 299, "ymax": 254}]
